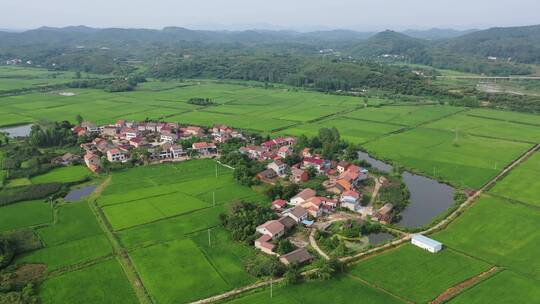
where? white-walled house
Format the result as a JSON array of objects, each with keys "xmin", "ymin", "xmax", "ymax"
[{"xmin": 411, "ymin": 234, "xmax": 443, "ymax": 253}]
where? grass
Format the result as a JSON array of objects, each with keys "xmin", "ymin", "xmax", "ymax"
[
  {"xmin": 349, "ymin": 244, "xmax": 491, "ymax": 303},
  {"xmin": 37, "ymin": 201, "xmax": 103, "ymax": 246},
  {"xmin": 280, "ymin": 117, "xmax": 404, "ymax": 144},
  {"xmin": 102, "ymin": 191, "xmax": 210, "ymax": 230},
  {"xmin": 38, "ymin": 258, "xmax": 138, "ymax": 304},
  {"xmin": 467, "ymin": 108, "xmax": 540, "ymax": 126},
  {"xmin": 343, "ymin": 105, "xmax": 464, "ymax": 126},
  {"xmin": 223, "ymin": 274, "xmax": 405, "ymax": 304},
  {"xmin": 435, "ymin": 195, "xmax": 540, "ymax": 280},
  {"xmin": 118, "ymin": 205, "xmax": 226, "ymax": 248},
  {"xmin": 130, "ymin": 238, "xmax": 230, "ymax": 304},
  {"xmin": 449, "ymin": 270, "xmax": 540, "ymax": 304},
  {"xmin": 30, "ymin": 166, "xmax": 91, "ymax": 184},
  {"xmin": 425, "ymin": 113, "xmax": 540, "ymax": 143},
  {"xmin": 0, "ymin": 200, "xmax": 52, "ymax": 232},
  {"xmin": 101, "ymin": 159, "xmax": 268, "ymax": 231},
  {"xmin": 489, "ymin": 152, "xmax": 540, "ymax": 207},
  {"xmin": 190, "ymin": 228, "xmax": 257, "ymax": 287},
  {"xmin": 16, "ymin": 234, "xmax": 112, "ymax": 272},
  {"xmin": 364, "ymin": 128, "xmax": 532, "ymax": 188}
]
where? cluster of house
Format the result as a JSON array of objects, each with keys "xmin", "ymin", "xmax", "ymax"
[
  {"xmin": 5, "ymin": 59, "xmax": 32, "ymax": 65},
  {"xmin": 75, "ymin": 120, "xmax": 243, "ymax": 173},
  {"xmin": 255, "ymin": 203, "xmax": 314, "ymax": 265}
]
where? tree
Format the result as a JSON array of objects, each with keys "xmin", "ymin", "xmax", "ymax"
[
  {"xmin": 283, "ymin": 265, "xmax": 302, "ymax": 286},
  {"xmin": 276, "ymin": 239, "xmax": 295, "ymax": 255},
  {"xmin": 75, "ymin": 114, "xmax": 83, "ymax": 125}
]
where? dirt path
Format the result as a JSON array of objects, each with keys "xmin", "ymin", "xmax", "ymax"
[
  {"xmin": 309, "ymin": 228, "xmax": 330, "ymax": 260},
  {"xmin": 431, "ymin": 267, "xmax": 499, "ymax": 304},
  {"xmin": 370, "ymin": 176, "xmax": 382, "ymax": 205},
  {"xmin": 88, "ymin": 177, "xmax": 154, "ymax": 304}
]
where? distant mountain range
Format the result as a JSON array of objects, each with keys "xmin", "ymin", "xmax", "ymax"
[{"xmin": 1, "ymin": 24, "xmax": 539, "ymax": 76}]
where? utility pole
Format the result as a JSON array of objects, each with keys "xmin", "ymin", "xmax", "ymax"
[
  {"xmin": 213, "ymin": 191, "xmax": 215, "ymax": 207},
  {"xmin": 270, "ymin": 277, "xmax": 273, "ymax": 298},
  {"xmin": 215, "ymin": 163, "xmax": 218, "ymax": 178},
  {"xmin": 208, "ymin": 228, "xmax": 211, "ymax": 247}
]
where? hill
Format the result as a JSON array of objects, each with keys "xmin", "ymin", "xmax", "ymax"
[{"xmin": 443, "ymin": 24, "xmax": 540, "ymax": 63}]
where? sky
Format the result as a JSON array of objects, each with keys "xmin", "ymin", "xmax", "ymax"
[{"xmin": 1, "ymin": 0, "xmax": 539, "ymax": 31}]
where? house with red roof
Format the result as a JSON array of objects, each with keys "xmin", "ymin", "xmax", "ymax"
[
  {"xmin": 192, "ymin": 142, "xmax": 217, "ymax": 155},
  {"xmin": 290, "ymin": 188, "xmax": 317, "ymax": 206},
  {"xmin": 254, "ymin": 234, "xmax": 276, "ymax": 255},
  {"xmin": 106, "ymin": 148, "xmax": 128, "ymax": 162},
  {"xmin": 290, "ymin": 167, "xmax": 309, "ymax": 183},
  {"xmin": 256, "ymin": 220, "xmax": 285, "ymax": 240},
  {"xmin": 340, "ymin": 190, "xmax": 362, "ymax": 212},
  {"xmin": 271, "ymin": 199, "xmax": 287, "ymax": 210}
]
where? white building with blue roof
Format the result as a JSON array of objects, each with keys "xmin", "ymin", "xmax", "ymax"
[{"xmin": 411, "ymin": 234, "xmax": 443, "ymax": 253}]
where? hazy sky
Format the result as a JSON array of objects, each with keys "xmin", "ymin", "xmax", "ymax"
[{"xmin": 1, "ymin": 0, "xmax": 539, "ymax": 31}]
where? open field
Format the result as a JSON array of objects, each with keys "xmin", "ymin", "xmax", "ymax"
[
  {"xmin": 100, "ymin": 160, "xmax": 267, "ymax": 231},
  {"xmin": 223, "ymin": 274, "xmax": 405, "ymax": 304},
  {"xmin": 30, "ymin": 166, "xmax": 91, "ymax": 184},
  {"xmin": 36, "ymin": 201, "xmax": 104, "ymax": 246},
  {"xmin": 0, "ymin": 81, "xmax": 386, "ymax": 129},
  {"xmin": 434, "ymin": 196, "xmax": 540, "ymax": 280},
  {"xmin": 38, "ymin": 258, "xmax": 138, "ymax": 304},
  {"xmin": 364, "ymin": 128, "xmax": 532, "ymax": 188},
  {"xmin": 130, "ymin": 238, "xmax": 231, "ymax": 304},
  {"xmin": 281, "ymin": 117, "xmax": 404, "ymax": 144},
  {"xmin": 425, "ymin": 113, "xmax": 540, "ymax": 143},
  {"xmin": 118, "ymin": 205, "xmax": 225, "ymax": 248},
  {"xmin": 0, "ymin": 200, "xmax": 52, "ymax": 232},
  {"xmin": 449, "ymin": 270, "xmax": 540, "ymax": 304},
  {"xmin": 343, "ymin": 105, "xmax": 464, "ymax": 126},
  {"xmin": 190, "ymin": 228, "xmax": 257, "ymax": 287},
  {"xmin": 17, "ymin": 234, "xmax": 112, "ymax": 272},
  {"xmin": 489, "ymin": 152, "xmax": 540, "ymax": 207},
  {"xmin": 103, "ymin": 191, "xmax": 210, "ymax": 230},
  {"xmin": 349, "ymin": 244, "xmax": 491, "ymax": 303},
  {"xmin": 467, "ymin": 108, "xmax": 540, "ymax": 126}
]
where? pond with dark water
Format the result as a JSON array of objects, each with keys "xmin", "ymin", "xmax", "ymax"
[
  {"xmin": 367, "ymin": 232, "xmax": 394, "ymax": 245},
  {"xmin": 64, "ymin": 185, "xmax": 97, "ymax": 202},
  {"xmin": 358, "ymin": 152, "xmax": 455, "ymax": 228}
]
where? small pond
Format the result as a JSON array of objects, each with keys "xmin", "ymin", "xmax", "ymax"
[
  {"xmin": 358, "ymin": 152, "xmax": 455, "ymax": 228},
  {"xmin": 64, "ymin": 185, "xmax": 97, "ymax": 202},
  {"xmin": 398, "ymin": 172, "xmax": 455, "ymax": 228},
  {"xmin": 0, "ymin": 124, "xmax": 33, "ymax": 137},
  {"xmin": 367, "ymin": 232, "xmax": 394, "ymax": 245}
]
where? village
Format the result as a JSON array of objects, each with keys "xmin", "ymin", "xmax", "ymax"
[{"xmin": 70, "ymin": 119, "xmax": 443, "ymax": 266}]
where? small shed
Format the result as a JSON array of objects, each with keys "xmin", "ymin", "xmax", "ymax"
[{"xmin": 411, "ymin": 234, "xmax": 443, "ymax": 253}]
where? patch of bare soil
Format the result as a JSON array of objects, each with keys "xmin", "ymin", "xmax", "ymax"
[
  {"xmin": 431, "ymin": 267, "xmax": 499, "ymax": 304},
  {"xmin": 13, "ymin": 264, "xmax": 47, "ymax": 286}
]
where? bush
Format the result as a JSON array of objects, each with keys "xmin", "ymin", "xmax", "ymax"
[
  {"xmin": 244, "ymin": 255, "xmax": 285, "ymax": 278},
  {"xmin": 0, "ymin": 183, "xmax": 62, "ymax": 206},
  {"xmin": 0, "ymin": 240, "xmax": 14, "ymax": 270}
]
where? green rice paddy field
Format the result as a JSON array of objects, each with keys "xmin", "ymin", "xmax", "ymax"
[
  {"xmin": 2, "ymin": 73, "xmax": 540, "ymax": 303},
  {"xmin": 349, "ymin": 244, "xmax": 491, "ymax": 303},
  {"xmin": 489, "ymin": 152, "xmax": 540, "ymax": 207},
  {"xmin": 434, "ymin": 195, "xmax": 540, "ymax": 281}
]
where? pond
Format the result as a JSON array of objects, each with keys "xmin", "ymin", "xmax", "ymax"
[
  {"xmin": 358, "ymin": 151, "xmax": 393, "ymax": 173},
  {"xmin": 64, "ymin": 185, "xmax": 97, "ymax": 202},
  {"xmin": 0, "ymin": 124, "xmax": 33, "ymax": 137},
  {"xmin": 397, "ymin": 172, "xmax": 455, "ymax": 228},
  {"xmin": 358, "ymin": 151, "xmax": 456, "ymax": 228},
  {"xmin": 367, "ymin": 232, "xmax": 394, "ymax": 245}
]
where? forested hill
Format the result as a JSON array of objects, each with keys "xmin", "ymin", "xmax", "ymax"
[
  {"xmin": 442, "ymin": 24, "xmax": 540, "ymax": 63},
  {"xmin": 346, "ymin": 26, "xmax": 540, "ymax": 75},
  {"xmin": 1, "ymin": 24, "xmax": 539, "ymax": 77}
]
